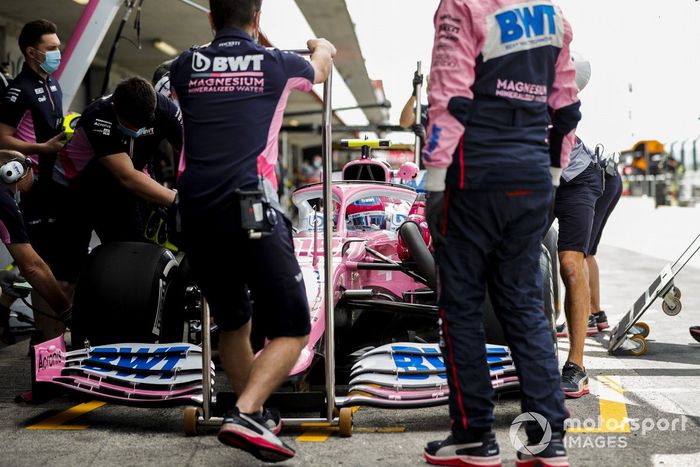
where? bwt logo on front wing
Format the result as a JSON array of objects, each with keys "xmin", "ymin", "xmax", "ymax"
[{"xmin": 192, "ymin": 51, "xmax": 264, "ymax": 72}]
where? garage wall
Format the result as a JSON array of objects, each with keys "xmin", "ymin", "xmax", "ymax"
[{"xmin": 0, "ymin": 14, "xmax": 140, "ymax": 113}]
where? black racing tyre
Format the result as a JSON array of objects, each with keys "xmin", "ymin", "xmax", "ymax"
[
  {"xmin": 482, "ymin": 245, "xmax": 556, "ymax": 346},
  {"xmin": 543, "ymin": 225, "xmax": 561, "ymax": 320},
  {"xmin": 71, "ymin": 242, "xmax": 183, "ymax": 346},
  {"xmin": 540, "ymin": 245, "xmax": 558, "ymax": 348},
  {"xmin": 398, "ymin": 221, "xmax": 436, "ymax": 290}
]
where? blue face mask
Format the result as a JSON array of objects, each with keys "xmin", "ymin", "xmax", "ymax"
[
  {"xmin": 37, "ymin": 49, "xmax": 61, "ymax": 75},
  {"xmin": 117, "ymin": 121, "xmax": 147, "ymax": 138}
]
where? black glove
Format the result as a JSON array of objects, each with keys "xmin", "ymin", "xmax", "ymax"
[
  {"xmin": 59, "ymin": 306, "xmax": 72, "ymax": 326},
  {"xmin": 0, "ymin": 270, "xmax": 29, "ymax": 299},
  {"xmin": 411, "ymin": 123, "xmax": 425, "ymax": 146},
  {"xmin": 425, "ymin": 191, "xmax": 446, "ymax": 248},
  {"xmin": 168, "ymin": 190, "xmax": 181, "ymax": 234},
  {"xmin": 412, "ymin": 71, "xmax": 424, "ymax": 96}
]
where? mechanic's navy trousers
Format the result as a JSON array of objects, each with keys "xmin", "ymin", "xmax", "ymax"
[{"xmin": 435, "ymin": 187, "xmax": 567, "ymax": 441}]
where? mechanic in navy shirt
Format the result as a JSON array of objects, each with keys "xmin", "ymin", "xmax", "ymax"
[
  {"xmin": 0, "ymin": 150, "xmax": 70, "ymax": 343},
  {"xmin": 54, "ymin": 77, "xmax": 180, "ymax": 281},
  {"xmin": 0, "ymin": 19, "xmax": 67, "ymax": 340},
  {"xmin": 169, "ymin": 0, "xmax": 335, "ymax": 461}
]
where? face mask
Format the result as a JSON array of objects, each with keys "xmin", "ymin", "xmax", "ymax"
[
  {"xmin": 35, "ymin": 49, "xmax": 61, "ymax": 74},
  {"xmin": 312, "ymin": 159, "xmax": 322, "ymax": 169},
  {"xmin": 117, "ymin": 122, "xmax": 146, "ymax": 138}
]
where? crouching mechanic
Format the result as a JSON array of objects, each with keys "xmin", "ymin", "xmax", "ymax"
[
  {"xmin": 0, "ymin": 150, "xmax": 71, "ymax": 341},
  {"xmin": 421, "ymin": 1, "xmax": 581, "ymax": 466},
  {"xmin": 169, "ymin": 0, "xmax": 335, "ymax": 461},
  {"xmin": 53, "ymin": 76, "xmax": 180, "ymax": 279}
]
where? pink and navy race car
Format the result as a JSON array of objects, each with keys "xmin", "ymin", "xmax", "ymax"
[{"xmin": 35, "ymin": 145, "xmax": 558, "ymax": 408}]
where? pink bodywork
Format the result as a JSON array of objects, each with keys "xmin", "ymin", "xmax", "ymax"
[{"xmin": 288, "ymin": 182, "xmax": 422, "ymax": 376}]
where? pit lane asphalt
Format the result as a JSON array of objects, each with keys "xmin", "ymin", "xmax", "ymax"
[{"xmin": 1, "ymin": 229, "xmax": 700, "ymax": 466}]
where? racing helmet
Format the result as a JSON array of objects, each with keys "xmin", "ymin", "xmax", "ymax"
[
  {"xmin": 152, "ymin": 59, "xmax": 174, "ymax": 100},
  {"xmin": 571, "ymin": 51, "xmax": 591, "ymax": 92},
  {"xmin": 346, "ymin": 196, "xmax": 386, "ymax": 229},
  {"xmin": 62, "ymin": 112, "xmax": 81, "ymax": 142}
]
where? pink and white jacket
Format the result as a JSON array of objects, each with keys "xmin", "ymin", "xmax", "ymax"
[{"xmin": 422, "ymin": 0, "xmax": 581, "ymax": 191}]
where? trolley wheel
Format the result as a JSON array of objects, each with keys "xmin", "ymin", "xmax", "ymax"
[
  {"xmin": 674, "ymin": 287, "xmax": 682, "ymax": 300},
  {"xmin": 338, "ymin": 407, "xmax": 353, "ymax": 438},
  {"xmin": 662, "ymin": 299, "xmax": 682, "ymax": 316},
  {"xmin": 627, "ymin": 335, "xmax": 648, "ymax": 357},
  {"xmin": 183, "ymin": 406, "xmax": 201, "ymax": 436},
  {"xmin": 631, "ymin": 321, "xmax": 650, "ymax": 338}
]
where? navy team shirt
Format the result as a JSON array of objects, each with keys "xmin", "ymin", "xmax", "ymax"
[
  {"xmin": 169, "ymin": 27, "xmax": 315, "ymax": 213},
  {"xmin": 0, "ymin": 64, "xmax": 63, "ymax": 180}
]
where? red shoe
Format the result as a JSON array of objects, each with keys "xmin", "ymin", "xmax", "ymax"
[{"xmin": 217, "ymin": 408, "xmax": 294, "ymax": 463}]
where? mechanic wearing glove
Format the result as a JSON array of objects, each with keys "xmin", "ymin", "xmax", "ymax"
[
  {"xmin": 400, "ymin": 71, "xmax": 429, "ymax": 150},
  {"xmin": 169, "ymin": 0, "xmax": 335, "ymax": 461},
  {"xmin": 421, "ymin": 1, "xmax": 580, "ymax": 466},
  {"xmin": 52, "ymin": 76, "xmax": 181, "ymax": 282},
  {"xmin": 0, "ymin": 150, "xmax": 70, "ymax": 343}
]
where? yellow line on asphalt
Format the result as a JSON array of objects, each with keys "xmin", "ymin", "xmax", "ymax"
[
  {"xmin": 296, "ymin": 430, "xmax": 333, "ymax": 442},
  {"xmin": 26, "ymin": 401, "xmax": 106, "ymax": 430},
  {"xmin": 297, "ymin": 406, "xmax": 363, "ymax": 442},
  {"xmin": 568, "ymin": 375, "xmax": 630, "ymax": 433}
]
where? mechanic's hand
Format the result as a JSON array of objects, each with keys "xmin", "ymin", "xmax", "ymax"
[
  {"xmin": 550, "ymin": 166, "xmax": 562, "ymax": 187},
  {"xmin": 168, "ymin": 190, "xmax": 181, "ymax": 234},
  {"xmin": 59, "ymin": 306, "xmax": 73, "ymax": 326},
  {"xmin": 43, "ymin": 132, "xmax": 66, "ymax": 154},
  {"xmin": 0, "ymin": 270, "xmax": 28, "ymax": 299},
  {"xmin": 412, "ymin": 123, "xmax": 426, "ymax": 142},
  {"xmin": 307, "ymin": 38, "xmax": 337, "ymax": 58},
  {"xmin": 426, "ymin": 191, "xmax": 446, "ymax": 249},
  {"xmin": 412, "ymin": 71, "xmax": 424, "ymax": 95}
]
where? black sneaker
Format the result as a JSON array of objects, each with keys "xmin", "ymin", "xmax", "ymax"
[
  {"xmin": 217, "ymin": 407, "xmax": 295, "ymax": 462},
  {"xmin": 516, "ymin": 432, "xmax": 569, "ymax": 467},
  {"xmin": 561, "ymin": 361, "xmax": 589, "ymax": 398},
  {"xmin": 424, "ymin": 432, "xmax": 501, "ymax": 467},
  {"xmin": 262, "ymin": 407, "xmax": 282, "ymax": 435},
  {"xmin": 586, "ymin": 315, "xmax": 598, "ymax": 336},
  {"xmin": 593, "ymin": 311, "xmax": 609, "ymax": 331}
]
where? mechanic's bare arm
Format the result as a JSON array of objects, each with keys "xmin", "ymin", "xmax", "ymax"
[
  {"xmin": 399, "ymin": 95, "xmax": 417, "ymax": 128},
  {"xmin": 0, "ymin": 122, "xmax": 64, "ymax": 155},
  {"xmin": 100, "ymin": 152, "xmax": 176, "ymax": 206},
  {"xmin": 7, "ymin": 243, "xmax": 70, "ymax": 314},
  {"xmin": 308, "ymin": 38, "xmax": 337, "ymax": 84}
]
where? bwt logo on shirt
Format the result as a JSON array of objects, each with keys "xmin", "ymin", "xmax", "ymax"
[
  {"xmin": 482, "ymin": 1, "xmax": 564, "ymax": 62},
  {"xmin": 192, "ymin": 51, "xmax": 264, "ymax": 73},
  {"xmin": 495, "ymin": 4, "xmax": 556, "ymax": 43}
]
